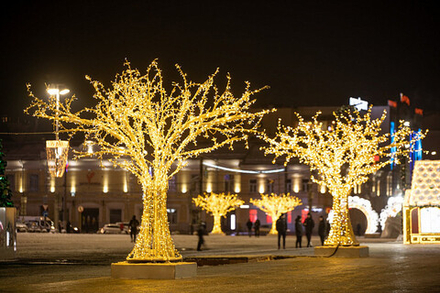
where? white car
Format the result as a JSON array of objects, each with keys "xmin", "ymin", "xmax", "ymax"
[
  {"xmin": 16, "ymin": 222, "xmax": 28, "ymax": 232},
  {"xmin": 99, "ymin": 223, "xmax": 126, "ymax": 234}
]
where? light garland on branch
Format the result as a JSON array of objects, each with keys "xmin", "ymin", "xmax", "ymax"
[
  {"xmin": 193, "ymin": 192, "xmax": 244, "ymax": 234},
  {"xmin": 261, "ymin": 107, "xmax": 426, "ymax": 246},
  {"xmin": 26, "ymin": 59, "xmax": 272, "ymax": 262},
  {"xmin": 250, "ymin": 193, "xmax": 301, "ymax": 234}
]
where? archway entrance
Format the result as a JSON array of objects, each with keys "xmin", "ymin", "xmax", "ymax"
[{"xmin": 349, "ymin": 208, "xmax": 368, "ymax": 236}]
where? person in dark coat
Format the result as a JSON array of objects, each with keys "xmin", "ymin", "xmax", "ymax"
[
  {"xmin": 246, "ymin": 218, "xmax": 253, "ymax": 237},
  {"xmin": 304, "ymin": 213, "xmax": 315, "ymax": 247},
  {"xmin": 197, "ymin": 222, "xmax": 207, "ymax": 251},
  {"xmin": 295, "ymin": 215, "xmax": 303, "ymax": 248},
  {"xmin": 129, "ymin": 215, "xmax": 140, "ymax": 242},
  {"xmin": 318, "ymin": 216, "xmax": 327, "ymax": 246},
  {"xmin": 254, "ymin": 219, "xmax": 261, "ymax": 237},
  {"xmin": 276, "ymin": 214, "xmax": 287, "ymax": 249}
]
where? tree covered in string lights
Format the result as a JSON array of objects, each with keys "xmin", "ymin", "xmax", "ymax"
[
  {"xmin": 0, "ymin": 140, "xmax": 14, "ymax": 207},
  {"xmin": 193, "ymin": 192, "xmax": 244, "ymax": 234},
  {"xmin": 262, "ymin": 107, "xmax": 426, "ymax": 246},
  {"xmin": 26, "ymin": 60, "xmax": 271, "ymax": 262},
  {"xmin": 250, "ymin": 193, "xmax": 301, "ymax": 234}
]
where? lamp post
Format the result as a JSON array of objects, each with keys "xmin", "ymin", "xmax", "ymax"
[{"xmin": 46, "ymin": 86, "xmax": 70, "ymax": 231}]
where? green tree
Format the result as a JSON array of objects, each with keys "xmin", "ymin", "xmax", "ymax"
[{"xmin": 0, "ymin": 140, "xmax": 14, "ymax": 207}]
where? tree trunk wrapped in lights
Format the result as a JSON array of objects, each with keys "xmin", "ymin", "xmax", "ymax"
[
  {"xmin": 250, "ymin": 193, "xmax": 301, "ymax": 234},
  {"xmin": 26, "ymin": 60, "xmax": 272, "ymax": 262},
  {"xmin": 262, "ymin": 107, "xmax": 426, "ymax": 246},
  {"xmin": 193, "ymin": 193, "xmax": 244, "ymax": 234}
]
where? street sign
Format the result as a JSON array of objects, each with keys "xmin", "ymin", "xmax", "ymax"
[
  {"xmin": 78, "ymin": 205, "xmax": 84, "ymax": 213},
  {"xmin": 42, "ymin": 204, "xmax": 49, "ymax": 211}
]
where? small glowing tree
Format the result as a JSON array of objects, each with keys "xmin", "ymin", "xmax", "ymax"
[
  {"xmin": 193, "ymin": 192, "xmax": 244, "ymax": 234},
  {"xmin": 26, "ymin": 60, "xmax": 271, "ymax": 261},
  {"xmin": 250, "ymin": 193, "xmax": 301, "ymax": 234},
  {"xmin": 262, "ymin": 107, "xmax": 426, "ymax": 246}
]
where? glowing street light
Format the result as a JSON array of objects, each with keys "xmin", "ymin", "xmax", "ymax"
[{"xmin": 47, "ymin": 86, "xmax": 70, "ymax": 140}]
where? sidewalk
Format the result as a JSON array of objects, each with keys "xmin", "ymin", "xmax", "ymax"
[{"xmin": 1, "ymin": 233, "xmax": 439, "ymax": 292}]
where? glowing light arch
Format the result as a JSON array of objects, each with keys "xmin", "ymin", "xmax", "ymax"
[
  {"xmin": 328, "ymin": 196, "xmax": 379, "ymax": 234},
  {"xmin": 379, "ymin": 195, "xmax": 403, "ymax": 230}
]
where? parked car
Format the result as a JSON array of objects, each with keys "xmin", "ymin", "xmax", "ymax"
[
  {"xmin": 99, "ymin": 223, "xmax": 126, "ymax": 234},
  {"xmin": 116, "ymin": 222, "xmax": 129, "ymax": 234},
  {"xmin": 17, "ymin": 216, "xmax": 56, "ymax": 233},
  {"xmin": 16, "ymin": 222, "xmax": 28, "ymax": 232}
]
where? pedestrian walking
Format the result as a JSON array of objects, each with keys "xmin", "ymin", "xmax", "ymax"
[
  {"xmin": 304, "ymin": 213, "xmax": 315, "ymax": 247},
  {"xmin": 129, "ymin": 215, "xmax": 139, "ymax": 242},
  {"xmin": 318, "ymin": 216, "xmax": 327, "ymax": 246},
  {"xmin": 197, "ymin": 222, "xmax": 207, "ymax": 251},
  {"xmin": 295, "ymin": 215, "xmax": 303, "ymax": 248},
  {"xmin": 276, "ymin": 214, "xmax": 287, "ymax": 249},
  {"xmin": 254, "ymin": 218, "xmax": 261, "ymax": 237},
  {"xmin": 246, "ymin": 218, "xmax": 253, "ymax": 237}
]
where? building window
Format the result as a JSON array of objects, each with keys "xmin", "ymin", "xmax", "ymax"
[
  {"xmin": 377, "ymin": 179, "xmax": 381, "ymax": 196},
  {"xmin": 6, "ymin": 174, "xmax": 15, "ymax": 191},
  {"xmin": 224, "ymin": 174, "xmax": 234, "ymax": 193},
  {"xmin": 109, "ymin": 209, "xmax": 122, "ymax": 223},
  {"xmin": 266, "ymin": 179, "xmax": 274, "ymax": 194},
  {"xmin": 387, "ymin": 173, "xmax": 393, "ymax": 196},
  {"xmin": 285, "ymin": 179, "xmax": 292, "ymax": 193},
  {"xmin": 29, "ymin": 174, "xmax": 39, "ymax": 192},
  {"xmin": 249, "ymin": 179, "xmax": 257, "ymax": 193},
  {"xmin": 302, "ymin": 179, "xmax": 309, "ymax": 192},
  {"xmin": 169, "ymin": 175, "xmax": 177, "ymax": 192},
  {"xmin": 167, "ymin": 208, "xmax": 178, "ymax": 224},
  {"xmin": 20, "ymin": 196, "xmax": 27, "ymax": 216},
  {"xmin": 191, "ymin": 174, "xmax": 200, "ymax": 194}
]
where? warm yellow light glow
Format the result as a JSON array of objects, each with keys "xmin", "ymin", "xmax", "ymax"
[
  {"xmin": 193, "ymin": 192, "xmax": 244, "ymax": 234},
  {"xmin": 234, "ymin": 185, "xmax": 241, "ymax": 193},
  {"xmin": 320, "ymin": 184, "xmax": 326, "ymax": 194},
  {"xmin": 206, "ymin": 183, "xmax": 212, "ymax": 193},
  {"xmin": 50, "ymin": 186, "xmax": 55, "ymax": 193},
  {"xmin": 26, "ymin": 60, "xmax": 271, "ymax": 262},
  {"xmin": 46, "ymin": 140, "xmax": 69, "ymax": 178},
  {"xmin": 181, "ymin": 185, "xmax": 188, "ymax": 194},
  {"xmin": 258, "ymin": 183, "xmax": 265, "ymax": 194},
  {"xmin": 262, "ymin": 107, "xmax": 426, "ymax": 246},
  {"xmin": 250, "ymin": 193, "xmax": 301, "ymax": 234}
]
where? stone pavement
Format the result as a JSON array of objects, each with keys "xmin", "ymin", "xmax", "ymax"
[{"xmin": 1, "ymin": 233, "xmax": 439, "ymax": 292}]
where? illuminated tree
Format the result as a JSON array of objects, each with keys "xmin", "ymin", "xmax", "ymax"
[
  {"xmin": 26, "ymin": 60, "xmax": 271, "ymax": 261},
  {"xmin": 250, "ymin": 193, "xmax": 301, "ymax": 234},
  {"xmin": 262, "ymin": 107, "xmax": 426, "ymax": 246},
  {"xmin": 193, "ymin": 192, "xmax": 244, "ymax": 234}
]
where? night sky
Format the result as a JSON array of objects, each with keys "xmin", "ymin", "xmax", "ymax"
[{"xmin": 1, "ymin": 1, "xmax": 440, "ymax": 117}]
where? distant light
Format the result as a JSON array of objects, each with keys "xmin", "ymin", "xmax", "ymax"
[
  {"xmin": 240, "ymin": 205, "xmax": 250, "ymax": 209},
  {"xmin": 432, "ymin": 151, "xmax": 437, "ymax": 156},
  {"xmin": 47, "ymin": 88, "xmax": 70, "ymax": 95},
  {"xmin": 230, "ymin": 214, "xmax": 236, "ymax": 230},
  {"xmin": 47, "ymin": 88, "xmax": 59, "ymax": 95},
  {"xmin": 403, "ymin": 121, "xmax": 410, "ymax": 127},
  {"xmin": 349, "ymin": 97, "xmax": 368, "ymax": 111}
]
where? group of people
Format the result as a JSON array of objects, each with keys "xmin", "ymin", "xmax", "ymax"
[
  {"xmin": 246, "ymin": 218, "xmax": 261, "ymax": 237},
  {"xmin": 294, "ymin": 214, "xmax": 330, "ymax": 248}
]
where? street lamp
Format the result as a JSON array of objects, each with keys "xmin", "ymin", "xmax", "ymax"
[
  {"xmin": 46, "ymin": 85, "xmax": 70, "ymax": 232},
  {"xmin": 47, "ymin": 87, "xmax": 70, "ymax": 141}
]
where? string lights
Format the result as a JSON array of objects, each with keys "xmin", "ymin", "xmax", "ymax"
[
  {"xmin": 262, "ymin": 107, "xmax": 426, "ymax": 246},
  {"xmin": 193, "ymin": 192, "xmax": 244, "ymax": 234},
  {"xmin": 250, "ymin": 193, "xmax": 301, "ymax": 234},
  {"xmin": 26, "ymin": 60, "xmax": 271, "ymax": 261}
]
